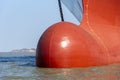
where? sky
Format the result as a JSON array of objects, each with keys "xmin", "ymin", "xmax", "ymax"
[{"xmin": 0, "ymin": 0, "xmax": 79, "ymax": 52}]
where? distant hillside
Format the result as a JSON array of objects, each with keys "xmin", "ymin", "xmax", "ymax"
[{"xmin": 11, "ymin": 48, "xmax": 36, "ymax": 53}]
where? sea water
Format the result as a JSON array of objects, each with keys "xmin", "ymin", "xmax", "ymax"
[{"xmin": 0, "ymin": 52, "xmax": 120, "ymax": 80}]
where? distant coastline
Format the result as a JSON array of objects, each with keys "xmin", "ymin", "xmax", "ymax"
[{"xmin": 11, "ymin": 48, "xmax": 36, "ymax": 53}]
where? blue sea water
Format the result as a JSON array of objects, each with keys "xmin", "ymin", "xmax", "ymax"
[{"xmin": 0, "ymin": 52, "xmax": 120, "ymax": 80}]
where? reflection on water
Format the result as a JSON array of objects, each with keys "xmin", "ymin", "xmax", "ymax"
[{"xmin": 0, "ymin": 52, "xmax": 120, "ymax": 80}]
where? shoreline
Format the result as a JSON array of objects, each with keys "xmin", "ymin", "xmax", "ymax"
[{"xmin": 0, "ymin": 52, "xmax": 35, "ymax": 57}]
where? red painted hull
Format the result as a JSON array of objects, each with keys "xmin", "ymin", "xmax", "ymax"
[
  {"xmin": 36, "ymin": 22, "xmax": 109, "ymax": 68},
  {"xmin": 80, "ymin": 0, "xmax": 120, "ymax": 63},
  {"xmin": 36, "ymin": 0, "xmax": 120, "ymax": 68}
]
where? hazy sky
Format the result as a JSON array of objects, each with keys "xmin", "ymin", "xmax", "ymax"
[{"xmin": 0, "ymin": 0, "xmax": 79, "ymax": 52}]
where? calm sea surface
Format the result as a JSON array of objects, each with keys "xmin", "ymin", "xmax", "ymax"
[{"xmin": 0, "ymin": 52, "xmax": 120, "ymax": 80}]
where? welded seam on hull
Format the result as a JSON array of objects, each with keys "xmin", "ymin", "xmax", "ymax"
[
  {"xmin": 85, "ymin": 0, "xmax": 110, "ymax": 59},
  {"xmin": 49, "ymin": 27, "xmax": 55, "ymax": 67}
]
